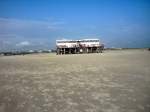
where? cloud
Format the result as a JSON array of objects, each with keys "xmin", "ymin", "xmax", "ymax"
[
  {"xmin": 0, "ymin": 17, "xmax": 65, "ymax": 51},
  {"xmin": 16, "ymin": 41, "xmax": 30, "ymax": 47},
  {"xmin": 0, "ymin": 17, "xmax": 64, "ymax": 37}
]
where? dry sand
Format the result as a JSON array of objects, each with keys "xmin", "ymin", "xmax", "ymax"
[{"xmin": 0, "ymin": 50, "xmax": 150, "ymax": 112}]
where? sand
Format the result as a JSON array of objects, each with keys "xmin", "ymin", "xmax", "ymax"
[{"xmin": 0, "ymin": 50, "xmax": 150, "ymax": 112}]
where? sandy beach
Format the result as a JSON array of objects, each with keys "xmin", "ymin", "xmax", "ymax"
[{"xmin": 0, "ymin": 50, "xmax": 150, "ymax": 112}]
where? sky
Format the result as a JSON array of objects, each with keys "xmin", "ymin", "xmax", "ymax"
[{"xmin": 0, "ymin": 0, "xmax": 150, "ymax": 51}]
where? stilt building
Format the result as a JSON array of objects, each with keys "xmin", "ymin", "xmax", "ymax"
[{"xmin": 56, "ymin": 39, "xmax": 104, "ymax": 55}]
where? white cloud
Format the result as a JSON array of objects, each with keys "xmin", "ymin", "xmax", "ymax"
[
  {"xmin": 16, "ymin": 41, "xmax": 30, "ymax": 46},
  {"xmin": 0, "ymin": 17, "xmax": 65, "ymax": 51},
  {"xmin": 0, "ymin": 17, "xmax": 64, "ymax": 32}
]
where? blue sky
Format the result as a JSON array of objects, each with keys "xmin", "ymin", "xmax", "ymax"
[{"xmin": 0, "ymin": 0, "xmax": 150, "ymax": 51}]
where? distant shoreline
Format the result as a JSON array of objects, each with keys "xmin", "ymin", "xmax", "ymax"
[{"xmin": 0, "ymin": 48, "xmax": 149, "ymax": 57}]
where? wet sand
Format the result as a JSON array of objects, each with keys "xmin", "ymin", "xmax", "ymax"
[{"xmin": 0, "ymin": 50, "xmax": 150, "ymax": 112}]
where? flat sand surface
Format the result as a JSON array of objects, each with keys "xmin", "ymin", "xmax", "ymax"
[{"xmin": 0, "ymin": 50, "xmax": 150, "ymax": 112}]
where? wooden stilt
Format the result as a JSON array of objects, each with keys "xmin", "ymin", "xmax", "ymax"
[
  {"xmin": 61, "ymin": 48, "xmax": 62, "ymax": 55},
  {"xmin": 57, "ymin": 48, "xmax": 60, "ymax": 55},
  {"xmin": 75, "ymin": 48, "xmax": 76, "ymax": 54},
  {"xmin": 64, "ymin": 48, "xmax": 65, "ymax": 54},
  {"xmin": 69, "ymin": 48, "xmax": 71, "ymax": 54},
  {"xmin": 87, "ymin": 48, "xmax": 88, "ymax": 53}
]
